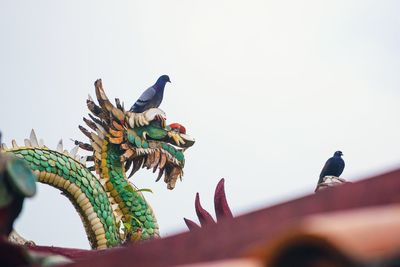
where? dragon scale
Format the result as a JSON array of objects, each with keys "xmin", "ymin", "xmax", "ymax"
[
  {"xmin": 1, "ymin": 79, "xmax": 195, "ymax": 249},
  {"xmin": 7, "ymin": 146, "xmax": 120, "ymax": 249}
]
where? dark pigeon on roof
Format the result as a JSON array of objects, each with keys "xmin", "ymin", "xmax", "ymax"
[{"xmin": 318, "ymin": 151, "xmax": 345, "ymax": 185}]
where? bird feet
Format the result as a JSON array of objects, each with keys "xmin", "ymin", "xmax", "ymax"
[{"xmin": 154, "ymin": 114, "xmax": 166, "ymax": 121}]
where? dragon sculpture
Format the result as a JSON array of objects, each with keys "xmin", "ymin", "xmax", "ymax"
[{"xmin": 0, "ymin": 79, "xmax": 195, "ymax": 249}]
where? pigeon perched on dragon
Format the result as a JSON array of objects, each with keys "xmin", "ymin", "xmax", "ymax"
[
  {"xmin": 130, "ymin": 75, "xmax": 171, "ymax": 113},
  {"xmin": 1, "ymin": 77, "xmax": 195, "ymax": 249}
]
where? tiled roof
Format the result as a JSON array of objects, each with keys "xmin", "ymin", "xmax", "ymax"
[{"xmin": 38, "ymin": 167, "xmax": 400, "ymax": 267}]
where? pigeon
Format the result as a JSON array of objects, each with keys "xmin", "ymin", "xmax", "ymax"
[
  {"xmin": 318, "ymin": 151, "xmax": 345, "ymax": 185},
  {"xmin": 129, "ymin": 75, "xmax": 171, "ymax": 113}
]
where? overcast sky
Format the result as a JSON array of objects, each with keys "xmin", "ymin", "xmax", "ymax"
[{"xmin": 1, "ymin": 1, "xmax": 399, "ymax": 249}]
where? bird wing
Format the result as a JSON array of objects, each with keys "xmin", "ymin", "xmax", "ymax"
[
  {"xmin": 318, "ymin": 157, "xmax": 345, "ymax": 183},
  {"xmin": 319, "ymin": 160, "xmax": 331, "ymax": 180},
  {"xmin": 130, "ymin": 86, "xmax": 156, "ymax": 110},
  {"xmin": 338, "ymin": 159, "xmax": 345, "ymax": 175}
]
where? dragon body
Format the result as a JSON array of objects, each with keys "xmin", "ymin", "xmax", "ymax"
[{"xmin": 1, "ymin": 79, "xmax": 194, "ymax": 249}]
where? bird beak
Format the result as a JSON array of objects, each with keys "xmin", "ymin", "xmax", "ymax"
[{"xmin": 168, "ymin": 80, "xmax": 171, "ymax": 83}]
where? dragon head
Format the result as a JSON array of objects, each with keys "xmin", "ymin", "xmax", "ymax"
[
  {"xmin": 122, "ymin": 109, "xmax": 195, "ymax": 189},
  {"xmin": 78, "ymin": 79, "xmax": 194, "ymax": 190}
]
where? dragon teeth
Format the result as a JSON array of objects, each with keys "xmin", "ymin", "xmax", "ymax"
[
  {"xmin": 145, "ymin": 148, "xmax": 154, "ymax": 154},
  {"xmin": 136, "ymin": 148, "xmax": 143, "ymax": 155}
]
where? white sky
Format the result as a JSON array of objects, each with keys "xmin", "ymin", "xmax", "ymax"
[{"xmin": 1, "ymin": 1, "xmax": 399, "ymax": 249}]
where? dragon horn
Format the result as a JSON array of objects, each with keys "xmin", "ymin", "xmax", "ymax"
[
  {"xmin": 214, "ymin": 178, "xmax": 233, "ymax": 221},
  {"xmin": 195, "ymin": 193, "xmax": 215, "ymax": 226},
  {"xmin": 183, "ymin": 218, "xmax": 200, "ymax": 231},
  {"xmin": 94, "ymin": 79, "xmax": 125, "ymax": 121}
]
